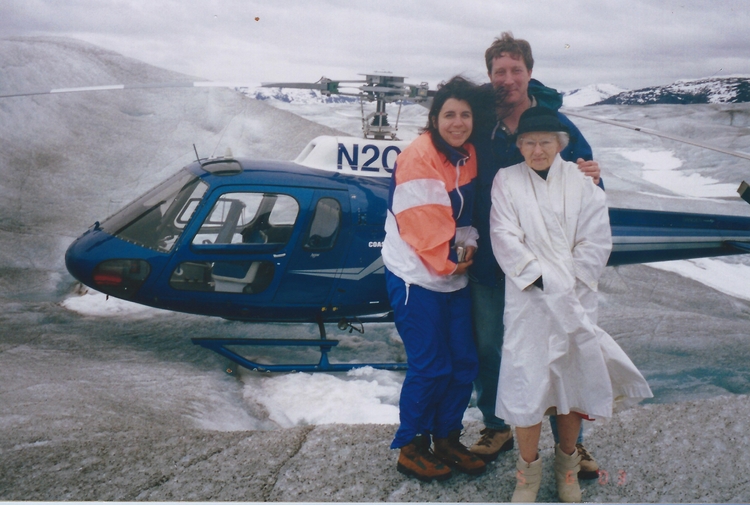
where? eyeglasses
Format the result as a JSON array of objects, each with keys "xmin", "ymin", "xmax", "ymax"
[{"xmin": 519, "ymin": 139, "xmax": 557, "ymax": 149}]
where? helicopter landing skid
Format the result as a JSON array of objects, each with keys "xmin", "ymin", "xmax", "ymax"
[{"xmin": 191, "ymin": 318, "xmax": 407, "ymax": 374}]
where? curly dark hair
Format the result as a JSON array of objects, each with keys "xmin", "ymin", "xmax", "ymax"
[{"xmin": 423, "ymin": 76, "xmax": 503, "ymax": 155}]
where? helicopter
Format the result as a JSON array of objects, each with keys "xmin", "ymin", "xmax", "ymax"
[{"xmin": 10, "ymin": 71, "xmax": 750, "ymax": 375}]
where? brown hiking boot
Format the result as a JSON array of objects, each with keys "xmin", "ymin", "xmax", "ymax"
[
  {"xmin": 397, "ymin": 435, "xmax": 453, "ymax": 482},
  {"xmin": 469, "ymin": 427, "xmax": 514, "ymax": 462},
  {"xmin": 433, "ymin": 430, "xmax": 487, "ymax": 475},
  {"xmin": 576, "ymin": 443, "xmax": 600, "ymax": 480}
]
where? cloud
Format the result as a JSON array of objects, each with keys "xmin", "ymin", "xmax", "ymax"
[{"xmin": 2, "ymin": 0, "xmax": 749, "ymax": 91}]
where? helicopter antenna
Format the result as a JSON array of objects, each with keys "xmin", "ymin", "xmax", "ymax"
[
  {"xmin": 563, "ymin": 109, "xmax": 750, "ymax": 162},
  {"xmin": 193, "ymin": 144, "xmax": 203, "ymax": 166}
]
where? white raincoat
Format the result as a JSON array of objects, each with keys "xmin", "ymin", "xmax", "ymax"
[{"xmin": 489, "ymin": 154, "xmax": 653, "ymax": 427}]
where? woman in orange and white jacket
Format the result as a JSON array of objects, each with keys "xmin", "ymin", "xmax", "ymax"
[{"xmin": 383, "ymin": 76, "xmax": 494, "ymax": 482}]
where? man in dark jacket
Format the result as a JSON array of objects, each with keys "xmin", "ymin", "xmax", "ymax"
[{"xmin": 468, "ymin": 32, "xmax": 601, "ymax": 480}]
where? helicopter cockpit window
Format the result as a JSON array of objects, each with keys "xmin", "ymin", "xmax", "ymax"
[
  {"xmin": 192, "ymin": 192, "xmax": 299, "ymax": 246},
  {"xmin": 101, "ymin": 170, "xmax": 208, "ymax": 253},
  {"xmin": 303, "ymin": 197, "xmax": 341, "ymax": 251}
]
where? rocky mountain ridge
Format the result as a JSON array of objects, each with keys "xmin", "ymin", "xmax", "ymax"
[{"xmin": 588, "ymin": 76, "xmax": 750, "ymax": 106}]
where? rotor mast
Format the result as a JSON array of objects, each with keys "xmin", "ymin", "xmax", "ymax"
[{"xmin": 262, "ymin": 72, "xmax": 431, "ymax": 140}]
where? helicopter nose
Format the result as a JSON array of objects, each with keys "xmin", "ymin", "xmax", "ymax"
[
  {"xmin": 65, "ymin": 232, "xmax": 98, "ymax": 286},
  {"xmin": 65, "ymin": 230, "xmax": 152, "ymax": 300},
  {"xmin": 89, "ymin": 259, "xmax": 151, "ymax": 299}
]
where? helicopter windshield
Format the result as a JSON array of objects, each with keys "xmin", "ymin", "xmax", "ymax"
[{"xmin": 101, "ymin": 170, "xmax": 208, "ymax": 253}]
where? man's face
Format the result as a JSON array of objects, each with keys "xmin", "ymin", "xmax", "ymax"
[
  {"xmin": 518, "ymin": 132, "xmax": 561, "ymax": 171},
  {"xmin": 489, "ymin": 53, "xmax": 532, "ymax": 107}
]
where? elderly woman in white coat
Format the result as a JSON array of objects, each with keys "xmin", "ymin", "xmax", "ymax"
[{"xmin": 489, "ymin": 107, "xmax": 652, "ymax": 503}]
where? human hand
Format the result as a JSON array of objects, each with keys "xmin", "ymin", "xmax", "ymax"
[
  {"xmin": 463, "ymin": 245, "xmax": 477, "ymax": 262},
  {"xmin": 453, "ymin": 257, "xmax": 474, "ymax": 276},
  {"xmin": 576, "ymin": 158, "xmax": 600, "ymax": 186}
]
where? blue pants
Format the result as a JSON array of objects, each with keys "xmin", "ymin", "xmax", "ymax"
[
  {"xmin": 387, "ymin": 269, "xmax": 478, "ymax": 449},
  {"xmin": 470, "ymin": 281, "xmax": 509, "ymax": 431},
  {"xmin": 470, "ymin": 280, "xmax": 583, "ymax": 444}
]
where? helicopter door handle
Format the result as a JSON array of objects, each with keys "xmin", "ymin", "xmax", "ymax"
[{"xmin": 273, "ymin": 253, "xmax": 286, "ymax": 258}]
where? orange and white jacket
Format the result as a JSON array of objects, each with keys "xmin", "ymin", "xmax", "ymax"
[{"xmin": 382, "ymin": 132, "xmax": 478, "ymax": 292}]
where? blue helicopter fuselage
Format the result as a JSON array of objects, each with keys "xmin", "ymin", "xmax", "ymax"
[{"xmin": 65, "ymin": 153, "xmax": 394, "ymax": 323}]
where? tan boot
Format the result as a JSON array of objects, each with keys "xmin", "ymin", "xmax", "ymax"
[
  {"xmin": 511, "ymin": 454, "xmax": 542, "ymax": 503},
  {"xmin": 433, "ymin": 430, "xmax": 486, "ymax": 475},
  {"xmin": 469, "ymin": 427, "xmax": 514, "ymax": 462},
  {"xmin": 554, "ymin": 444, "xmax": 582, "ymax": 503},
  {"xmin": 576, "ymin": 443, "xmax": 600, "ymax": 480},
  {"xmin": 397, "ymin": 435, "xmax": 453, "ymax": 483}
]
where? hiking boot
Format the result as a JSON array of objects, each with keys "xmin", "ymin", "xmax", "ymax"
[
  {"xmin": 554, "ymin": 444, "xmax": 582, "ymax": 503},
  {"xmin": 576, "ymin": 443, "xmax": 599, "ymax": 480},
  {"xmin": 469, "ymin": 427, "xmax": 514, "ymax": 462},
  {"xmin": 397, "ymin": 435, "xmax": 453, "ymax": 483},
  {"xmin": 433, "ymin": 430, "xmax": 487, "ymax": 475},
  {"xmin": 511, "ymin": 454, "xmax": 542, "ymax": 503}
]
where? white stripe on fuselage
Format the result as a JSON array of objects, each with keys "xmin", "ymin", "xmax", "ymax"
[{"xmin": 290, "ymin": 257, "xmax": 385, "ymax": 280}]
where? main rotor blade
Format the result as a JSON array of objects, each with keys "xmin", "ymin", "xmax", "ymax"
[
  {"xmin": 563, "ymin": 109, "xmax": 750, "ymax": 162},
  {"xmin": 261, "ymin": 81, "xmax": 365, "ymax": 87},
  {"xmin": 261, "ymin": 80, "xmax": 368, "ymax": 96},
  {"xmin": 359, "ymin": 85, "xmax": 411, "ymax": 94},
  {"xmin": 0, "ymin": 81, "xmax": 256, "ymax": 99},
  {"xmin": 261, "ymin": 82, "xmax": 331, "ymax": 90}
]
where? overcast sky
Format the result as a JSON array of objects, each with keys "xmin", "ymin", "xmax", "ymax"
[{"xmin": 2, "ymin": 0, "xmax": 749, "ymax": 92}]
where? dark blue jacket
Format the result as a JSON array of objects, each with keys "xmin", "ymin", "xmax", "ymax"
[{"xmin": 470, "ymin": 79, "xmax": 596, "ymax": 287}]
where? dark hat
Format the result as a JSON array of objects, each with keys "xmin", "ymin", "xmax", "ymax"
[{"xmin": 516, "ymin": 106, "xmax": 569, "ymax": 136}]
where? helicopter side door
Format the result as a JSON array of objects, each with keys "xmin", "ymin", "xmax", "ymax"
[
  {"xmin": 273, "ymin": 188, "xmax": 352, "ymax": 308},
  {"xmin": 157, "ymin": 185, "xmax": 313, "ymax": 315}
]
